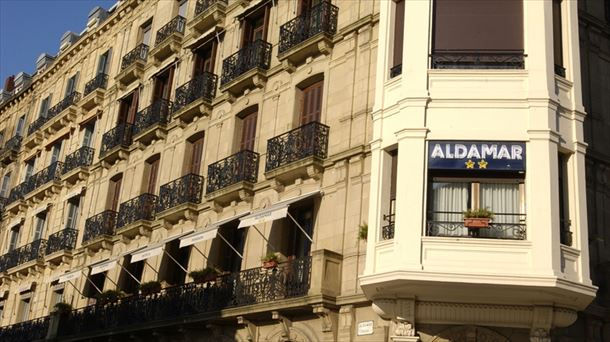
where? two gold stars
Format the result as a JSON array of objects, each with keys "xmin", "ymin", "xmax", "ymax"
[{"xmin": 465, "ymin": 159, "xmax": 488, "ymax": 169}]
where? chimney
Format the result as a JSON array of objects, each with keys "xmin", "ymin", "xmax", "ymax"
[{"xmin": 3, "ymin": 75, "xmax": 15, "ymax": 92}]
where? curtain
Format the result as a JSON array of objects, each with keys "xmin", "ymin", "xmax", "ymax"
[
  {"xmin": 480, "ymin": 183, "xmax": 521, "ymax": 238},
  {"xmin": 431, "ymin": 182, "xmax": 469, "ymax": 236}
]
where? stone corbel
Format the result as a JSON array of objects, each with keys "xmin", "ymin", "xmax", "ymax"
[
  {"xmin": 530, "ymin": 306, "xmax": 553, "ymax": 342},
  {"xmin": 272, "ymin": 311, "xmax": 292, "ymax": 340},
  {"xmin": 372, "ymin": 298, "xmax": 420, "ymax": 342},
  {"xmin": 313, "ymin": 304, "xmax": 336, "ymax": 333},
  {"xmin": 237, "ymin": 316, "xmax": 256, "ymax": 341}
]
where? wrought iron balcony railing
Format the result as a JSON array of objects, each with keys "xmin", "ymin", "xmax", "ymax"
[
  {"xmin": 0, "ymin": 196, "xmax": 7, "ymax": 212},
  {"xmin": 48, "ymin": 92, "xmax": 81, "ymax": 117},
  {"xmin": 7, "ymin": 182, "xmax": 25, "ymax": 204},
  {"xmin": 1, "ymin": 239, "xmax": 47, "ymax": 270},
  {"xmin": 100, "ymin": 123, "xmax": 134, "ymax": 156},
  {"xmin": 1, "ymin": 135, "xmax": 22, "ymax": 153},
  {"xmin": 173, "ymin": 72, "xmax": 218, "ymax": 113},
  {"xmin": 0, "ymin": 316, "xmax": 50, "ymax": 342},
  {"xmin": 63, "ymin": 146, "xmax": 95, "ymax": 174},
  {"xmin": 121, "ymin": 44, "xmax": 149, "ymax": 71},
  {"xmin": 83, "ymin": 210, "xmax": 117, "ymax": 243},
  {"xmin": 390, "ymin": 64, "xmax": 402, "ymax": 78},
  {"xmin": 117, "ymin": 193, "xmax": 158, "ymax": 228},
  {"xmin": 426, "ymin": 211, "xmax": 526, "ymax": 240},
  {"xmin": 381, "ymin": 198, "xmax": 396, "ymax": 240},
  {"xmin": 265, "ymin": 121, "xmax": 329, "ymax": 172},
  {"xmin": 157, "ymin": 173, "xmax": 204, "ymax": 213},
  {"xmin": 220, "ymin": 39, "xmax": 272, "ymax": 86},
  {"xmin": 560, "ymin": 218, "xmax": 572, "ymax": 246},
  {"xmin": 28, "ymin": 161, "xmax": 64, "ymax": 193},
  {"xmin": 278, "ymin": 0, "xmax": 338, "ymax": 54},
  {"xmin": 206, "ymin": 150, "xmax": 259, "ymax": 194},
  {"xmin": 555, "ymin": 64, "xmax": 566, "ymax": 78},
  {"xmin": 195, "ymin": 0, "xmax": 227, "ymax": 16},
  {"xmin": 155, "ymin": 16, "xmax": 186, "ymax": 46},
  {"xmin": 57, "ymin": 256, "xmax": 311, "ymax": 337},
  {"xmin": 27, "ymin": 116, "xmax": 47, "ymax": 136},
  {"xmin": 133, "ymin": 99, "xmax": 172, "ymax": 136},
  {"xmin": 431, "ymin": 51, "xmax": 525, "ymax": 69},
  {"xmin": 84, "ymin": 73, "xmax": 109, "ymax": 96},
  {"xmin": 45, "ymin": 228, "xmax": 78, "ymax": 255}
]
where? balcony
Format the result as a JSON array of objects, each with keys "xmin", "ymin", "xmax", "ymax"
[
  {"xmin": 150, "ymin": 16, "xmax": 186, "ymax": 64},
  {"xmin": 220, "ymin": 39, "xmax": 271, "ymax": 98},
  {"xmin": 205, "ymin": 150, "xmax": 258, "ymax": 204},
  {"xmin": 0, "ymin": 239, "xmax": 47, "ymax": 274},
  {"xmin": 41, "ymin": 92, "xmax": 81, "ymax": 137},
  {"xmin": 132, "ymin": 99, "xmax": 172, "ymax": 146},
  {"xmin": 265, "ymin": 121, "xmax": 329, "ymax": 183},
  {"xmin": 0, "ymin": 135, "xmax": 22, "ymax": 166},
  {"xmin": 173, "ymin": 72, "xmax": 217, "ymax": 123},
  {"xmin": 5, "ymin": 183, "xmax": 26, "ymax": 214},
  {"xmin": 56, "ymin": 250, "xmax": 341, "ymax": 340},
  {"xmin": 0, "ymin": 196, "xmax": 6, "ymax": 213},
  {"xmin": 188, "ymin": 0, "xmax": 227, "ymax": 36},
  {"xmin": 157, "ymin": 173, "xmax": 204, "ymax": 224},
  {"xmin": 116, "ymin": 44, "xmax": 148, "ymax": 87},
  {"xmin": 80, "ymin": 73, "xmax": 108, "ymax": 111},
  {"xmin": 45, "ymin": 228, "xmax": 78, "ymax": 265},
  {"xmin": 116, "ymin": 193, "xmax": 158, "ymax": 239},
  {"xmin": 0, "ymin": 317, "xmax": 50, "ymax": 342},
  {"xmin": 24, "ymin": 161, "xmax": 64, "ymax": 201},
  {"xmin": 83, "ymin": 210, "xmax": 117, "ymax": 251},
  {"xmin": 62, "ymin": 146, "xmax": 95, "ymax": 185},
  {"xmin": 426, "ymin": 212, "xmax": 526, "ymax": 240},
  {"xmin": 99, "ymin": 123, "xmax": 133, "ymax": 167},
  {"xmin": 278, "ymin": 1, "xmax": 338, "ymax": 71},
  {"xmin": 430, "ymin": 51, "xmax": 525, "ymax": 69},
  {"xmin": 24, "ymin": 118, "xmax": 45, "ymax": 149}
]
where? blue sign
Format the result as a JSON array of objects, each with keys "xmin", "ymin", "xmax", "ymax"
[{"xmin": 428, "ymin": 141, "xmax": 526, "ymax": 171}]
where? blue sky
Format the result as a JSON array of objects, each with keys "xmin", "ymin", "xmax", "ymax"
[{"xmin": 0, "ymin": 0, "xmax": 116, "ymax": 86}]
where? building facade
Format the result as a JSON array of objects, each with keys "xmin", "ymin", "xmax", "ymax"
[
  {"xmin": 361, "ymin": 0, "xmax": 603, "ymax": 341},
  {"xmin": 0, "ymin": 0, "xmax": 382, "ymax": 341}
]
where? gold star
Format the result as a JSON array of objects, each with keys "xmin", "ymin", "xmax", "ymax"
[
  {"xmin": 478, "ymin": 159, "xmax": 488, "ymax": 169},
  {"xmin": 465, "ymin": 160, "xmax": 475, "ymax": 169}
]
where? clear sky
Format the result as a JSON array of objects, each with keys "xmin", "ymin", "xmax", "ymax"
[{"xmin": 0, "ymin": 0, "xmax": 117, "ymax": 87}]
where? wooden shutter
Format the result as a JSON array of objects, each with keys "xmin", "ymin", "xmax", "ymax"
[
  {"xmin": 108, "ymin": 176, "xmax": 122, "ymax": 211},
  {"xmin": 300, "ymin": 81, "xmax": 323, "ymax": 125},
  {"xmin": 240, "ymin": 112, "xmax": 258, "ymax": 151},
  {"xmin": 552, "ymin": 0, "xmax": 563, "ymax": 68},
  {"xmin": 126, "ymin": 90, "xmax": 139, "ymax": 124},
  {"xmin": 393, "ymin": 0, "xmax": 405, "ymax": 68},
  {"xmin": 190, "ymin": 136, "xmax": 205, "ymax": 175},
  {"xmin": 147, "ymin": 158, "xmax": 160, "ymax": 194}
]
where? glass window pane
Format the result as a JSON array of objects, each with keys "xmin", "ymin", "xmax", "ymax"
[
  {"xmin": 431, "ymin": 181, "xmax": 469, "ymax": 222},
  {"xmin": 479, "ymin": 183, "xmax": 520, "ymax": 223}
]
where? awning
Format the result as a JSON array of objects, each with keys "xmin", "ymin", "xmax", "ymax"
[
  {"xmin": 185, "ymin": 26, "xmax": 223, "ymax": 50},
  {"xmin": 130, "ymin": 244, "xmax": 164, "ymax": 263},
  {"xmin": 58, "ymin": 270, "xmax": 82, "ymax": 283},
  {"xmin": 163, "ymin": 230, "xmax": 194, "ymax": 245},
  {"xmin": 90, "ymin": 259, "xmax": 118, "ymax": 275},
  {"xmin": 238, "ymin": 190, "xmax": 321, "ymax": 228},
  {"xmin": 179, "ymin": 228, "xmax": 218, "ymax": 248},
  {"xmin": 63, "ymin": 186, "xmax": 85, "ymax": 201}
]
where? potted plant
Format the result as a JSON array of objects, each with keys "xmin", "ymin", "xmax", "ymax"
[
  {"xmin": 138, "ymin": 280, "xmax": 162, "ymax": 296},
  {"xmin": 358, "ymin": 223, "xmax": 368, "ymax": 241},
  {"xmin": 53, "ymin": 302, "xmax": 73, "ymax": 315},
  {"xmin": 189, "ymin": 267, "xmax": 221, "ymax": 283},
  {"xmin": 261, "ymin": 252, "xmax": 279, "ymax": 269},
  {"xmin": 463, "ymin": 208, "xmax": 494, "ymax": 228},
  {"xmin": 96, "ymin": 289, "xmax": 124, "ymax": 306}
]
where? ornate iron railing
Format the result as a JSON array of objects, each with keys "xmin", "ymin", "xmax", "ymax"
[
  {"xmin": 27, "ymin": 116, "xmax": 47, "ymax": 136},
  {"xmin": 390, "ymin": 64, "xmax": 402, "ymax": 78},
  {"xmin": 84, "ymin": 73, "xmax": 108, "ymax": 96},
  {"xmin": 117, "ymin": 193, "xmax": 158, "ymax": 228},
  {"xmin": 278, "ymin": 0, "xmax": 338, "ymax": 54},
  {"xmin": 1, "ymin": 239, "xmax": 47, "ymax": 270},
  {"xmin": 157, "ymin": 174, "xmax": 204, "ymax": 213},
  {"xmin": 121, "ymin": 44, "xmax": 148, "ymax": 71},
  {"xmin": 560, "ymin": 218, "xmax": 572, "ymax": 246},
  {"xmin": 57, "ymin": 256, "xmax": 311, "ymax": 337},
  {"xmin": 63, "ymin": 146, "xmax": 95, "ymax": 174},
  {"xmin": 7, "ymin": 182, "xmax": 25, "ymax": 204},
  {"xmin": 195, "ymin": 0, "xmax": 227, "ymax": 16},
  {"xmin": 0, "ymin": 316, "xmax": 50, "ymax": 342},
  {"xmin": 220, "ymin": 39, "xmax": 272, "ymax": 86},
  {"xmin": 45, "ymin": 228, "xmax": 78, "ymax": 255},
  {"xmin": 29, "ymin": 161, "xmax": 64, "ymax": 193},
  {"xmin": 265, "ymin": 121, "xmax": 329, "ymax": 172},
  {"xmin": 206, "ymin": 150, "xmax": 259, "ymax": 194},
  {"xmin": 426, "ymin": 211, "xmax": 526, "ymax": 240},
  {"xmin": 1, "ymin": 135, "xmax": 22, "ymax": 154},
  {"xmin": 0, "ymin": 196, "xmax": 6, "ymax": 212},
  {"xmin": 133, "ymin": 99, "xmax": 172, "ymax": 136},
  {"xmin": 173, "ymin": 72, "xmax": 217, "ymax": 113},
  {"xmin": 554, "ymin": 64, "xmax": 566, "ymax": 78},
  {"xmin": 431, "ymin": 51, "xmax": 525, "ymax": 69},
  {"xmin": 155, "ymin": 16, "xmax": 186, "ymax": 46},
  {"xmin": 381, "ymin": 198, "xmax": 396, "ymax": 240},
  {"xmin": 83, "ymin": 210, "xmax": 117, "ymax": 243},
  {"xmin": 48, "ymin": 92, "xmax": 81, "ymax": 117},
  {"xmin": 100, "ymin": 123, "xmax": 134, "ymax": 156}
]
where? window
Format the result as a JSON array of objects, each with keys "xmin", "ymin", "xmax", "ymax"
[
  {"xmin": 107, "ymin": 174, "xmax": 123, "ymax": 211},
  {"xmin": 391, "ymin": 0, "xmax": 405, "ymax": 77},
  {"xmin": 184, "ymin": 133, "xmax": 205, "ymax": 175},
  {"xmin": 268, "ymin": 201, "xmax": 316, "ymax": 259},
  {"xmin": 298, "ymin": 80, "xmax": 323, "ymax": 125},
  {"xmin": 297, "ymin": 0, "xmax": 321, "ymax": 15},
  {"xmin": 39, "ymin": 96, "xmax": 51, "ymax": 118},
  {"xmin": 82, "ymin": 121, "xmax": 95, "ymax": 148},
  {"xmin": 118, "ymin": 256, "xmax": 143, "ymax": 295},
  {"xmin": 1, "ymin": 172, "xmax": 11, "ymax": 198},
  {"xmin": 65, "ymin": 73, "xmax": 78, "ymax": 96},
  {"xmin": 117, "ymin": 90, "xmax": 139, "ymax": 124},
  {"xmin": 65, "ymin": 196, "xmax": 81, "ymax": 230},
  {"xmin": 83, "ymin": 272, "xmax": 106, "ymax": 300},
  {"xmin": 0, "ymin": 130, "xmax": 4, "ymax": 145},
  {"xmin": 159, "ymin": 239, "xmax": 190, "ymax": 286},
  {"xmin": 50, "ymin": 284, "xmax": 64, "ymax": 308},
  {"xmin": 553, "ymin": 0, "xmax": 565, "ymax": 77},
  {"xmin": 192, "ymin": 41, "xmax": 217, "ymax": 76},
  {"xmin": 241, "ymin": 6, "xmax": 270, "ymax": 46},
  {"xmin": 24, "ymin": 158, "xmax": 36, "ymax": 180},
  {"xmin": 140, "ymin": 20, "xmax": 153, "ymax": 46},
  {"xmin": 432, "ymin": 0, "xmax": 524, "ymax": 69},
  {"xmin": 15, "ymin": 115, "xmax": 25, "ymax": 136},
  {"xmin": 238, "ymin": 109, "xmax": 258, "ymax": 151},
  {"xmin": 143, "ymin": 155, "xmax": 160, "ymax": 194},
  {"xmin": 50, "ymin": 140, "xmax": 62, "ymax": 164},
  {"xmin": 382, "ymin": 150, "xmax": 397, "ymax": 240},
  {"xmin": 33, "ymin": 213, "xmax": 47, "ymax": 241},
  {"xmin": 178, "ymin": 0, "xmax": 188, "ymax": 17},
  {"xmin": 18, "ymin": 298, "xmax": 31, "ymax": 322},
  {"xmin": 97, "ymin": 49, "xmax": 111, "ymax": 75},
  {"xmin": 208, "ymin": 220, "xmax": 245, "ymax": 273},
  {"xmin": 152, "ymin": 66, "xmax": 175, "ymax": 101},
  {"xmin": 8, "ymin": 226, "xmax": 21, "ymax": 251},
  {"xmin": 558, "ymin": 153, "xmax": 571, "ymax": 245}
]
